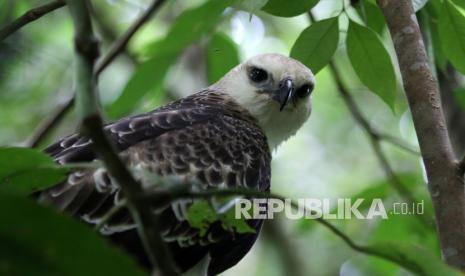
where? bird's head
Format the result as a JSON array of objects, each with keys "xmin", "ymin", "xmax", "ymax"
[{"xmin": 211, "ymin": 53, "xmax": 315, "ymax": 150}]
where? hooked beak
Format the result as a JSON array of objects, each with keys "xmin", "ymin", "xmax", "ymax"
[{"xmin": 277, "ymin": 78, "xmax": 294, "ymax": 111}]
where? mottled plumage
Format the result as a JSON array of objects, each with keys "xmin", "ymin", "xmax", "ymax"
[
  {"xmin": 38, "ymin": 53, "xmax": 315, "ymax": 275},
  {"xmin": 39, "ymin": 90, "xmax": 271, "ymax": 274}
]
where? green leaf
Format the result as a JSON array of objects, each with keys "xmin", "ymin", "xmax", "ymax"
[
  {"xmin": 262, "ymin": 0, "xmax": 319, "ymax": 17},
  {"xmin": 207, "ymin": 33, "xmax": 240, "ymax": 84},
  {"xmin": 186, "ymin": 199, "xmax": 255, "ymax": 237},
  {"xmin": 453, "ymin": 88, "xmax": 465, "ymax": 111},
  {"xmin": 234, "ymin": 0, "xmax": 269, "ymax": 13},
  {"xmin": 438, "ymin": 0, "xmax": 465, "ymax": 74},
  {"xmin": 0, "ymin": 193, "xmax": 145, "ymax": 276},
  {"xmin": 0, "ymin": 147, "xmax": 67, "ymax": 195},
  {"xmin": 430, "ymin": 16, "xmax": 448, "ymax": 70},
  {"xmin": 363, "ymin": 241, "xmax": 461, "ymax": 276},
  {"xmin": 105, "ymin": 53, "xmax": 171, "ymax": 119},
  {"xmin": 371, "ymin": 213, "xmax": 439, "ymax": 253},
  {"xmin": 186, "ymin": 201, "xmax": 218, "ymax": 237},
  {"xmin": 346, "ymin": 255, "xmax": 407, "ymax": 276},
  {"xmin": 290, "ymin": 17, "xmax": 339, "ymax": 74},
  {"xmin": 220, "ymin": 203, "xmax": 256, "ymax": 234},
  {"xmin": 426, "ymin": 0, "xmax": 443, "ymax": 19},
  {"xmin": 413, "ymin": 0, "xmax": 429, "ymax": 12},
  {"xmin": 346, "ymin": 20, "xmax": 397, "ymax": 110},
  {"xmin": 453, "ymin": 0, "xmax": 465, "ymax": 9},
  {"xmin": 363, "ymin": 1, "xmax": 386, "ymax": 34},
  {"xmin": 106, "ymin": 0, "xmax": 231, "ymax": 118}
]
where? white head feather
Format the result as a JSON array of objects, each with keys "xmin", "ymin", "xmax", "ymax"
[{"xmin": 211, "ymin": 53, "xmax": 315, "ymax": 149}]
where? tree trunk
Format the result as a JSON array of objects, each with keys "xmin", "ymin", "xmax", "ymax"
[{"xmin": 378, "ymin": 0, "xmax": 465, "ymax": 270}]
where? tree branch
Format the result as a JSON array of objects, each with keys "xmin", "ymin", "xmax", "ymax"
[
  {"xmin": 91, "ymin": 6, "xmax": 138, "ymax": 66},
  {"xmin": 138, "ymin": 186, "xmax": 444, "ymax": 275},
  {"xmin": 308, "ymin": 11, "xmax": 428, "ymax": 227},
  {"xmin": 377, "ymin": 133, "xmax": 420, "ymax": 156},
  {"xmin": 0, "ymin": 0, "xmax": 65, "ymax": 41},
  {"xmin": 377, "ymin": 0, "xmax": 465, "ymax": 270},
  {"xmin": 305, "ymin": 16, "xmax": 424, "ymax": 222},
  {"xmin": 329, "ymin": 61, "xmax": 430, "ymax": 227},
  {"xmin": 26, "ymin": 0, "xmax": 167, "ymax": 148},
  {"xmin": 65, "ymin": 0, "xmax": 178, "ymax": 275},
  {"xmin": 336, "ymin": 78, "xmax": 420, "ymax": 156},
  {"xmin": 95, "ymin": 0, "xmax": 166, "ymax": 75},
  {"xmin": 139, "ymin": 186, "xmax": 366, "ymax": 248},
  {"xmin": 418, "ymin": 10, "xmax": 465, "ymax": 159},
  {"xmin": 26, "ymin": 98, "xmax": 74, "ymax": 148},
  {"xmin": 306, "ymin": 13, "xmax": 419, "ymax": 156}
]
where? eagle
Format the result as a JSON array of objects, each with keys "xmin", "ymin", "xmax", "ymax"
[{"xmin": 38, "ymin": 53, "xmax": 315, "ymax": 275}]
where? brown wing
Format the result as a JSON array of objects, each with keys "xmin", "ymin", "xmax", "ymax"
[{"xmin": 38, "ymin": 89, "xmax": 271, "ymax": 274}]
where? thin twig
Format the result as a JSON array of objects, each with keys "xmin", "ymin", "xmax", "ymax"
[
  {"xmin": 65, "ymin": 0, "xmax": 178, "ymax": 275},
  {"xmin": 140, "ymin": 186, "xmax": 363, "ymax": 249},
  {"xmin": 0, "ymin": 0, "xmax": 65, "ymax": 41},
  {"xmin": 86, "ymin": 117, "xmax": 180, "ymax": 276},
  {"xmin": 329, "ymin": 60, "xmax": 430, "ymax": 227},
  {"xmin": 95, "ymin": 0, "xmax": 167, "ymax": 75},
  {"xmin": 91, "ymin": 7, "xmax": 138, "ymax": 66},
  {"xmin": 369, "ymin": 136, "xmax": 417, "ymax": 204},
  {"xmin": 305, "ymin": 12, "xmax": 419, "ymax": 157},
  {"xmin": 26, "ymin": 98, "xmax": 74, "ymax": 148},
  {"xmin": 140, "ymin": 186, "xmax": 438, "ymax": 275},
  {"xmin": 330, "ymin": 63, "xmax": 420, "ymax": 155},
  {"xmin": 26, "ymin": 0, "xmax": 167, "ymax": 148},
  {"xmin": 378, "ymin": 133, "xmax": 420, "ymax": 156},
  {"xmin": 306, "ymin": 12, "xmax": 428, "ymax": 226}
]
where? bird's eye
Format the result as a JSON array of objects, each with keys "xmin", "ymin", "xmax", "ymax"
[
  {"xmin": 249, "ymin": 67, "xmax": 268, "ymax": 83},
  {"xmin": 296, "ymin": 84, "xmax": 313, "ymax": 98}
]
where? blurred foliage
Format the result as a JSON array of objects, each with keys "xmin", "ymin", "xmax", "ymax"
[
  {"xmin": 1, "ymin": 0, "xmax": 465, "ymax": 275},
  {"xmin": 354, "ymin": 241, "xmax": 461, "ymax": 276},
  {"xmin": 438, "ymin": 0, "xmax": 465, "ymax": 74},
  {"xmin": 106, "ymin": 0, "xmax": 231, "ymax": 118},
  {"xmin": 0, "ymin": 147, "xmax": 68, "ymax": 195},
  {"xmin": 454, "ymin": 87, "xmax": 465, "ymax": 110},
  {"xmin": 207, "ymin": 33, "xmax": 240, "ymax": 83},
  {"xmin": 0, "ymin": 193, "xmax": 145, "ymax": 276}
]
